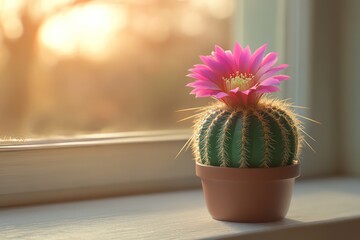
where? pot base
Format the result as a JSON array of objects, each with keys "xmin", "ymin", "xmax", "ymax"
[{"xmin": 196, "ymin": 163, "xmax": 300, "ymax": 223}]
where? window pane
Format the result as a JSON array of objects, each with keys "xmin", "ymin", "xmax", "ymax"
[{"xmin": 0, "ymin": 0, "xmax": 234, "ymax": 137}]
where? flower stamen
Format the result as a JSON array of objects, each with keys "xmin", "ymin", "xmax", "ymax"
[{"xmin": 223, "ymin": 72, "xmax": 254, "ymax": 92}]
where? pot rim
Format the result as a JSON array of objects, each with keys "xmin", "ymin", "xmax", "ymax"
[{"xmin": 196, "ymin": 162, "xmax": 300, "ymax": 181}]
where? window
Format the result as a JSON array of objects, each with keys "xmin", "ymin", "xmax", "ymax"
[
  {"xmin": 0, "ymin": 0, "xmax": 236, "ymax": 206},
  {"xmin": 0, "ymin": 0, "xmax": 233, "ymax": 138},
  {"xmin": 0, "ymin": 0, "xmax": 349, "ymax": 206}
]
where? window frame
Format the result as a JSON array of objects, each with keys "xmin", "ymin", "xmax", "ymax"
[{"xmin": 0, "ymin": 130, "xmax": 198, "ymax": 207}]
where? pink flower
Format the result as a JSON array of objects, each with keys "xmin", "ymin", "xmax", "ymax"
[{"xmin": 187, "ymin": 43, "xmax": 289, "ymax": 107}]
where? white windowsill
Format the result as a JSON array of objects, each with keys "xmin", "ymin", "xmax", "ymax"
[{"xmin": 1, "ymin": 177, "xmax": 359, "ymax": 240}]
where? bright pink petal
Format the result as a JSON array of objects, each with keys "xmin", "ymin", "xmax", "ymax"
[
  {"xmin": 233, "ymin": 43, "xmax": 242, "ymax": 68},
  {"xmin": 242, "ymin": 89, "xmax": 251, "ymax": 95},
  {"xmin": 258, "ymin": 64, "xmax": 289, "ymax": 82},
  {"xmin": 266, "ymin": 64, "xmax": 289, "ymax": 75},
  {"xmin": 248, "ymin": 44, "xmax": 267, "ymax": 73},
  {"xmin": 200, "ymin": 55, "xmax": 228, "ymax": 76},
  {"xmin": 255, "ymin": 85, "xmax": 280, "ymax": 93},
  {"xmin": 229, "ymin": 87, "xmax": 239, "ymax": 94},
  {"xmin": 214, "ymin": 92, "xmax": 228, "ymax": 99},
  {"xmin": 189, "ymin": 65, "xmax": 213, "ymax": 76},
  {"xmin": 258, "ymin": 78, "xmax": 280, "ymax": 86},
  {"xmin": 255, "ymin": 52, "xmax": 278, "ymax": 77},
  {"xmin": 213, "ymin": 45, "xmax": 234, "ymax": 74},
  {"xmin": 186, "ymin": 80, "xmax": 221, "ymax": 90},
  {"xmin": 260, "ymin": 52, "xmax": 278, "ymax": 67},
  {"xmin": 225, "ymin": 50, "xmax": 236, "ymax": 72},
  {"xmin": 214, "ymin": 45, "xmax": 226, "ymax": 56},
  {"xmin": 190, "ymin": 89, "xmax": 221, "ymax": 98},
  {"xmin": 189, "ymin": 64, "xmax": 214, "ymax": 75},
  {"xmin": 187, "ymin": 73, "xmax": 209, "ymax": 81},
  {"xmin": 188, "ymin": 65, "xmax": 218, "ymax": 83},
  {"xmin": 238, "ymin": 46, "xmax": 251, "ymax": 72},
  {"xmin": 273, "ymin": 74, "xmax": 290, "ymax": 81}
]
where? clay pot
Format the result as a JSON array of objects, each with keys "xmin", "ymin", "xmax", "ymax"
[{"xmin": 196, "ymin": 162, "xmax": 300, "ymax": 222}]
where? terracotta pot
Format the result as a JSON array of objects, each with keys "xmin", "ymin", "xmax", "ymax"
[{"xmin": 196, "ymin": 162, "xmax": 300, "ymax": 222}]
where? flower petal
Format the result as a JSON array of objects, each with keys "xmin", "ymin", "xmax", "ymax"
[
  {"xmin": 188, "ymin": 65, "xmax": 218, "ymax": 83},
  {"xmin": 273, "ymin": 74, "xmax": 290, "ymax": 81},
  {"xmin": 214, "ymin": 92, "xmax": 229, "ymax": 99},
  {"xmin": 200, "ymin": 55, "xmax": 228, "ymax": 76},
  {"xmin": 255, "ymin": 52, "xmax": 278, "ymax": 77},
  {"xmin": 242, "ymin": 89, "xmax": 251, "ymax": 95},
  {"xmin": 186, "ymin": 73, "xmax": 209, "ymax": 81},
  {"xmin": 225, "ymin": 50, "xmax": 237, "ymax": 72},
  {"xmin": 260, "ymin": 52, "xmax": 278, "ymax": 67},
  {"xmin": 186, "ymin": 80, "xmax": 221, "ymax": 90},
  {"xmin": 190, "ymin": 89, "xmax": 221, "ymax": 97},
  {"xmin": 238, "ymin": 46, "xmax": 251, "ymax": 73},
  {"xmin": 258, "ymin": 64, "xmax": 289, "ymax": 82},
  {"xmin": 229, "ymin": 87, "xmax": 239, "ymax": 93},
  {"xmin": 259, "ymin": 78, "xmax": 280, "ymax": 86},
  {"xmin": 213, "ymin": 45, "xmax": 234, "ymax": 74},
  {"xmin": 233, "ymin": 43, "xmax": 242, "ymax": 68},
  {"xmin": 248, "ymin": 44, "xmax": 267, "ymax": 73},
  {"xmin": 255, "ymin": 85, "xmax": 280, "ymax": 93}
]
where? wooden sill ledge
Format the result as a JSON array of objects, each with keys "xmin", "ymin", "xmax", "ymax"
[{"xmin": 0, "ymin": 177, "xmax": 359, "ymax": 240}]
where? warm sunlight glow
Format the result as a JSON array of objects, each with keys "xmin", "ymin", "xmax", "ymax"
[
  {"xmin": 35, "ymin": 0, "xmax": 74, "ymax": 15},
  {"xmin": 189, "ymin": 0, "xmax": 235, "ymax": 19},
  {"xmin": 0, "ymin": 0, "xmax": 25, "ymax": 39},
  {"xmin": 206, "ymin": 0, "xmax": 235, "ymax": 19},
  {"xmin": 0, "ymin": 0, "xmax": 232, "ymax": 137},
  {"xmin": 1, "ymin": 15, "xmax": 23, "ymax": 39},
  {"xmin": 39, "ymin": 3, "xmax": 127, "ymax": 60},
  {"xmin": 29, "ymin": 0, "xmax": 74, "ymax": 21},
  {"xmin": 0, "ymin": 0, "xmax": 25, "ymax": 13},
  {"xmin": 179, "ymin": 12, "xmax": 204, "ymax": 36}
]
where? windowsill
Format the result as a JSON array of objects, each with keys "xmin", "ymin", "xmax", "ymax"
[
  {"xmin": 1, "ymin": 177, "xmax": 359, "ymax": 239},
  {"xmin": 0, "ymin": 130, "xmax": 339, "ymax": 207},
  {"xmin": 0, "ymin": 131, "xmax": 197, "ymax": 207}
]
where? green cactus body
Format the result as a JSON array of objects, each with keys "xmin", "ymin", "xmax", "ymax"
[{"xmin": 194, "ymin": 101, "xmax": 299, "ymax": 168}]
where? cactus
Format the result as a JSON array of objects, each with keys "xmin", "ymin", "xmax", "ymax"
[
  {"xmin": 186, "ymin": 43, "xmax": 303, "ymax": 168},
  {"xmin": 192, "ymin": 100, "xmax": 300, "ymax": 168}
]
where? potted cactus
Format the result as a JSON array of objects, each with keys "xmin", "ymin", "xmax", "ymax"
[{"xmin": 185, "ymin": 43, "xmax": 303, "ymax": 222}]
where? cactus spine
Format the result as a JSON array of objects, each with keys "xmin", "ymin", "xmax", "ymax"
[{"xmin": 193, "ymin": 100, "xmax": 300, "ymax": 168}]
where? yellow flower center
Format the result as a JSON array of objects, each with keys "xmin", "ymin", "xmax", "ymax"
[{"xmin": 223, "ymin": 72, "xmax": 254, "ymax": 92}]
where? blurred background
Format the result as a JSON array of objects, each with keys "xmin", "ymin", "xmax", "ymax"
[
  {"xmin": 0, "ymin": 0, "xmax": 233, "ymax": 137},
  {"xmin": 0, "ymin": 0, "xmax": 359, "ymax": 175}
]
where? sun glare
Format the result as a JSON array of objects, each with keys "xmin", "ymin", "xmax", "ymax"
[{"xmin": 38, "ymin": 3, "xmax": 127, "ymax": 60}]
